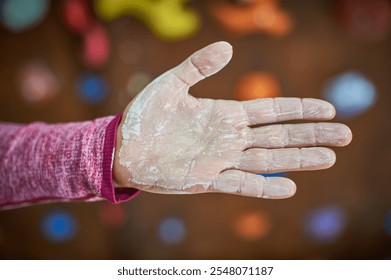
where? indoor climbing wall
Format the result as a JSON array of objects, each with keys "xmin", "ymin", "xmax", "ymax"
[{"xmin": 0, "ymin": 0, "xmax": 391, "ymax": 259}]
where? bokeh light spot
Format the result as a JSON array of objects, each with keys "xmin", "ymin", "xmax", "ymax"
[
  {"xmin": 384, "ymin": 209, "xmax": 391, "ymax": 236},
  {"xmin": 82, "ymin": 24, "xmax": 110, "ymax": 68},
  {"xmin": 77, "ymin": 73, "xmax": 108, "ymax": 104},
  {"xmin": 99, "ymin": 203, "xmax": 127, "ymax": 229},
  {"xmin": 335, "ymin": 0, "xmax": 391, "ymax": 40},
  {"xmin": 235, "ymin": 72, "xmax": 280, "ymax": 101},
  {"xmin": 127, "ymin": 72, "xmax": 151, "ymax": 97},
  {"xmin": 63, "ymin": 0, "xmax": 92, "ymax": 33},
  {"xmin": 304, "ymin": 205, "xmax": 347, "ymax": 243},
  {"xmin": 117, "ymin": 40, "xmax": 143, "ymax": 64},
  {"xmin": 158, "ymin": 217, "xmax": 186, "ymax": 245},
  {"xmin": 41, "ymin": 210, "xmax": 77, "ymax": 243},
  {"xmin": 0, "ymin": 0, "xmax": 49, "ymax": 32},
  {"xmin": 20, "ymin": 62, "xmax": 59, "ymax": 104},
  {"xmin": 323, "ymin": 71, "xmax": 376, "ymax": 119},
  {"xmin": 234, "ymin": 210, "xmax": 272, "ymax": 241}
]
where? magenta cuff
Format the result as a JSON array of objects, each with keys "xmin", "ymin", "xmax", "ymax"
[{"xmin": 101, "ymin": 113, "xmax": 140, "ymax": 203}]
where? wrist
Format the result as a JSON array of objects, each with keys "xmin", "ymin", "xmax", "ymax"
[
  {"xmin": 113, "ymin": 116, "xmax": 131, "ymax": 187},
  {"xmin": 102, "ymin": 113, "xmax": 140, "ymax": 202}
]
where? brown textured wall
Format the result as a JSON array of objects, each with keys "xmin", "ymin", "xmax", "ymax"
[{"xmin": 0, "ymin": 0, "xmax": 391, "ymax": 259}]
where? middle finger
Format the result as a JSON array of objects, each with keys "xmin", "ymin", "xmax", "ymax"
[{"xmin": 247, "ymin": 123, "xmax": 352, "ymax": 148}]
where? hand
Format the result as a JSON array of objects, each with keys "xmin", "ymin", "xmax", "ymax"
[{"xmin": 113, "ymin": 41, "xmax": 352, "ymax": 199}]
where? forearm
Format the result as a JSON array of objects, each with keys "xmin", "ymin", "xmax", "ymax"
[{"xmin": 0, "ymin": 115, "xmax": 139, "ymax": 209}]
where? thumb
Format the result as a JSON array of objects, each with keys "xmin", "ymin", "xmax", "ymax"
[{"xmin": 170, "ymin": 41, "xmax": 233, "ymax": 87}]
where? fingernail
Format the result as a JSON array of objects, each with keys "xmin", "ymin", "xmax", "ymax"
[
  {"xmin": 261, "ymin": 178, "xmax": 296, "ymax": 198},
  {"xmin": 329, "ymin": 124, "xmax": 353, "ymax": 146},
  {"xmin": 301, "ymin": 148, "xmax": 336, "ymax": 168},
  {"xmin": 303, "ymin": 99, "xmax": 336, "ymax": 119}
]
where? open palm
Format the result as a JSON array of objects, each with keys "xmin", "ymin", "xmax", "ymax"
[{"xmin": 114, "ymin": 42, "xmax": 352, "ymax": 199}]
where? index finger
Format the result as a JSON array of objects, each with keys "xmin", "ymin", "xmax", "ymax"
[{"xmin": 242, "ymin": 98, "xmax": 336, "ymax": 125}]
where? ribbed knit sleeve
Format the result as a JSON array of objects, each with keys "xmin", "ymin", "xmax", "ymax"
[{"xmin": 0, "ymin": 115, "xmax": 139, "ymax": 209}]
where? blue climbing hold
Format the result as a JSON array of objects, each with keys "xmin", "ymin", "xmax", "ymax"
[
  {"xmin": 41, "ymin": 210, "xmax": 77, "ymax": 242},
  {"xmin": 77, "ymin": 73, "xmax": 108, "ymax": 104}
]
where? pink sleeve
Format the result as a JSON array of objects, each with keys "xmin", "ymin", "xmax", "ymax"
[{"xmin": 0, "ymin": 114, "xmax": 140, "ymax": 209}]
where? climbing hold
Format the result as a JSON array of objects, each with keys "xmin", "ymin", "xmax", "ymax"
[
  {"xmin": 94, "ymin": 0, "xmax": 199, "ymax": 41},
  {"xmin": 62, "ymin": 0, "xmax": 93, "ymax": 33},
  {"xmin": 210, "ymin": 0, "xmax": 293, "ymax": 37},
  {"xmin": 0, "ymin": 0, "xmax": 49, "ymax": 32},
  {"xmin": 77, "ymin": 73, "xmax": 109, "ymax": 104}
]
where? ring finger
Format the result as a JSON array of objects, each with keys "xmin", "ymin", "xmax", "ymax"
[{"xmin": 236, "ymin": 147, "xmax": 336, "ymax": 174}]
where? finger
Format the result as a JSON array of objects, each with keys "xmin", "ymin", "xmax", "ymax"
[
  {"xmin": 243, "ymin": 98, "xmax": 336, "ymax": 125},
  {"xmin": 249, "ymin": 122, "xmax": 352, "ymax": 148},
  {"xmin": 237, "ymin": 147, "xmax": 336, "ymax": 174},
  {"xmin": 170, "ymin": 41, "xmax": 233, "ymax": 87},
  {"xmin": 211, "ymin": 170, "xmax": 296, "ymax": 199}
]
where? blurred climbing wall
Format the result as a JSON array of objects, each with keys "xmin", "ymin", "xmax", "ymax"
[{"xmin": 0, "ymin": 0, "xmax": 391, "ymax": 259}]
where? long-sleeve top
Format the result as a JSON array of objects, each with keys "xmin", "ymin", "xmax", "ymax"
[{"xmin": 0, "ymin": 114, "xmax": 139, "ymax": 209}]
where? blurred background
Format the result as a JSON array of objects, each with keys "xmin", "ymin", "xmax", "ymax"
[{"xmin": 0, "ymin": 0, "xmax": 391, "ymax": 259}]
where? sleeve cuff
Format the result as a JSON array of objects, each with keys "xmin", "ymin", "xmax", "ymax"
[{"xmin": 101, "ymin": 113, "xmax": 140, "ymax": 203}]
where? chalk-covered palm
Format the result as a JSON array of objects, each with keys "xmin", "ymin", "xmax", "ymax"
[{"xmin": 114, "ymin": 42, "xmax": 352, "ymax": 199}]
